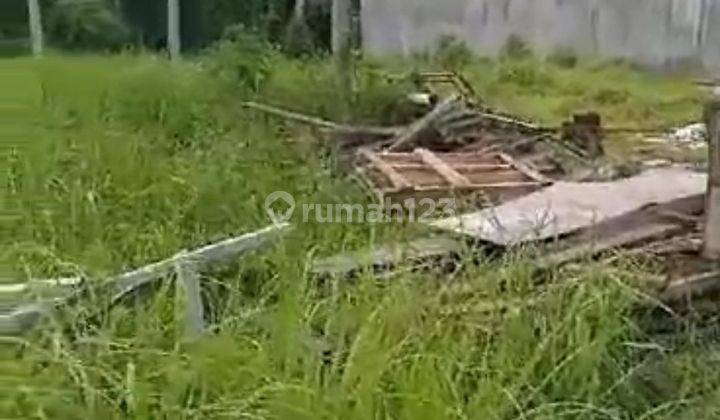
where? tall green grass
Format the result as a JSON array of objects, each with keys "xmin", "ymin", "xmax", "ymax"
[{"xmin": 0, "ymin": 53, "xmax": 717, "ymax": 419}]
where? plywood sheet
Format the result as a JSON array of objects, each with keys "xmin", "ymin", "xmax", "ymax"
[{"xmin": 430, "ymin": 167, "xmax": 707, "ymax": 246}]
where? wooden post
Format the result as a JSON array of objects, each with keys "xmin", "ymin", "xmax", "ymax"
[
  {"xmin": 27, "ymin": 0, "xmax": 44, "ymax": 57},
  {"xmin": 174, "ymin": 257, "xmax": 204, "ymax": 340},
  {"xmin": 703, "ymin": 100, "xmax": 720, "ymax": 260},
  {"xmin": 167, "ymin": 0, "xmax": 181, "ymax": 60}
]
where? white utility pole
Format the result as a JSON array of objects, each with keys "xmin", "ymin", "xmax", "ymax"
[
  {"xmin": 331, "ymin": 0, "xmax": 352, "ymax": 55},
  {"xmin": 167, "ymin": 0, "xmax": 181, "ymax": 60},
  {"xmin": 332, "ymin": 0, "xmax": 354, "ymax": 118},
  {"xmin": 703, "ymin": 100, "xmax": 720, "ymax": 260},
  {"xmin": 27, "ymin": 0, "xmax": 44, "ymax": 57}
]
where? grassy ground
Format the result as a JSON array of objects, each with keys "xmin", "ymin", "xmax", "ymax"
[{"xmin": 0, "ymin": 52, "xmax": 718, "ymax": 418}]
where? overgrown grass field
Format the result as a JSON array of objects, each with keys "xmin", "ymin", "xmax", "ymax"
[{"xmin": 1, "ymin": 51, "xmax": 718, "ymax": 419}]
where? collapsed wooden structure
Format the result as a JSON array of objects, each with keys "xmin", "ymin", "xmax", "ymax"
[{"xmin": 0, "ymin": 224, "xmax": 290, "ymax": 337}]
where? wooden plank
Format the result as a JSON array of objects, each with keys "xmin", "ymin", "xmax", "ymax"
[
  {"xmin": 0, "ymin": 223, "xmax": 291, "ymax": 336},
  {"xmin": 359, "ymin": 149, "xmax": 412, "ymax": 189},
  {"xmin": 497, "ymin": 152, "xmax": 553, "ymax": 184},
  {"xmin": 174, "ymin": 258, "xmax": 204, "ymax": 339},
  {"xmin": 0, "ymin": 277, "xmax": 83, "ymax": 294},
  {"xmin": 407, "ymin": 181, "xmax": 543, "ymax": 192},
  {"xmin": 539, "ymin": 223, "xmax": 684, "ymax": 269},
  {"xmin": 661, "ymin": 270, "xmax": 720, "ymax": 302},
  {"xmin": 431, "ymin": 168, "xmax": 707, "ymax": 246},
  {"xmin": 388, "ymin": 97, "xmax": 463, "ymax": 152},
  {"xmin": 415, "ymin": 148, "xmax": 471, "ymax": 187},
  {"xmin": 312, "ymin": 236, "xmax": 466, "ymax": 278},
  {"xmin": 391, "ymin": 163, "xmax": 512, "ymax": 171}
]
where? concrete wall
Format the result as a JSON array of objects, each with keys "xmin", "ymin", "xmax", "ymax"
[{"xmin": 361, "ymin": 0, "xmax": 720, "ymax": 70}]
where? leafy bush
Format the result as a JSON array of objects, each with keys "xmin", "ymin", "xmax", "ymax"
[
  {"xmin": 282, "ymin": 16, "xmax": 315, "ymax": 58},
  {"xmin": 547, "ymin": 47, "xmax": 578, "ymax": 68},
  {"xmin": 204, "ymin": 25, "xmax": 277, "ymax": 92},
  {"xmin": 434, "ymin": 34, "xmax": 473, "ymax": 70},
  {"xmin": 495, "ymin": 60, "xmax": 555, "ymax": 92},
  {"xmin": 45, "ymin": 0, "xmax": 130, "ymax": 50},
  {"xmin": 501, "ymin": 34, "xmax": 533, "ymax": 60}
]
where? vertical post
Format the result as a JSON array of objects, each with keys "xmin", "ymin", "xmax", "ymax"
[
  {"xmin": 332, "ymin": 0, "xmax": 352, "ymax": 55},
  {"xmin": 703, "ymin": 100, "xmax": 720, "ymax": 260},
  {"xmin": 332, "ymin": 0, "xmax": 353, "ymax": 119},
  {"xmin": 167, "ymin": 0, "xmax": 181, "ymax": 60},
  {"xmin": 27, "ymin": 0, "xmax": 44, "ymax": 57},
  {"xmin": 174, "ymin": 257, "xmax": 205, "ymax": 340}
]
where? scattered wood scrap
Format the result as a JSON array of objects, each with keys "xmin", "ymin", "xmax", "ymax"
[
  {"xmin": 0, "ymin": 223, "xmax": 291, "ymax": 337},
  {"xmin": 356, "ymin": 148, "xmax": 552, "ymax": 208},
  {"xmin": 429, "ymin": 167, "xmax": 707, "ymax": 246},
  {"xmin": 311, "ymin": 236, "xmax": 466, "ymax": 279},
  {"xmin": 241, "ymin": 101, "xmax": 401, "ymax": 137}
]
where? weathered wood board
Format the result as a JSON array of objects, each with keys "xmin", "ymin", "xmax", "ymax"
[{"xmin": 430, "ymin": 167, "xmax": 707, "ymax": 246}]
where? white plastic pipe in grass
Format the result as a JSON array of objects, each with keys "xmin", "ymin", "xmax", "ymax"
[{"xmin": 26, "ymin": 0, "xmax": 44, "ymax": 57}]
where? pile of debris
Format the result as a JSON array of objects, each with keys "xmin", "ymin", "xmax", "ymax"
[
  {"xmin": 311, "ymin": 85, "xmax": 720, "ymax": 316},
  {"xmin": 340, "ymin": 96, "xmax": 600, "ymax": 212}
]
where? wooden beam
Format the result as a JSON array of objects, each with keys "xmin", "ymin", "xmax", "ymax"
[
  {"xmin": 497, "ymin": 152, "xmax": 553, "ymax": 184},
  {"xmin": 415, "ymin": 148, "xmax": 471, "ymax": 187},
  {"xmin": 539, "ymin": 223, "xmax": 684, "ymax": 269},
  {"xmin": 174, "ymin": 258, "xmax": 204, "ymax": 339},
  {"xmin": 0, "ymin": 223, "xmax": 291, "ymax": 336},
  {"xmin": 359, "ymin": 149, "xmax": 411, "ymax": 190},
  {"xmin": 388, "ymin": 97, "xmax": 463, "ymax": 152},
  {"xmin": 0, "ymin": 277, "xmax": 82, "ymax": 295},
  {"xmin": 703, "ymin": 100, "xmax": 720, "ymax": 259},
  {"xmin": 241, "ymin": 101, "xmax": 401, "ymax": 137},
  {"xmin": 392, "ymin": 163, "xmax": 513, "ymax": 171}
]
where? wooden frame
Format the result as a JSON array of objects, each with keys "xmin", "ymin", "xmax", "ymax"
[{"xmin": 356, "ymin": 148, "xmax": 553, "ymax": 207}]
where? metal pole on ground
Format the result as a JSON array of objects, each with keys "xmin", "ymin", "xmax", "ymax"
[{"xmin": 703, "ymin": 100, "xmax": 720, "ymax": 260}]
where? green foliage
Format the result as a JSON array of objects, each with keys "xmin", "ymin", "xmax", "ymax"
[
  {"xmin": 204, "ymin": 25, "xmax": 277, "ymax": 92},
  {"xmin": 494, "ymin": 59, "xmax": 556, "ymax": 92},
  {"xmin": 46, "ymin": 0, "xmax": 130, "ymax": 50},
  {"xmin": 283, "ymin": 16, "xmax": 316, "ymax": 58},
  {"xmin": 0, "ymin": 53, "xmax": 712, "ymax": 419},
  {"xmin": 434, "ymin": 34, "xmax": 473, "ymax": 70},
  {"xmin": 501, "ymin": 34, "xmax": 533, "ymax": 60},
  {"xmin": 547, "ymin": 47, "xmax": 579, "ymax": 69},
  {"xmin": 0, "ymin": 0, "xmax": 28, "ymax": 38}
]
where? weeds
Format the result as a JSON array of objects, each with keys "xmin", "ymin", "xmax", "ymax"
[{"xmin": 0, "ymin": 52, "xmax": 714, "ymax": 418}]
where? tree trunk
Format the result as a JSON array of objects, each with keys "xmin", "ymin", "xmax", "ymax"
[
  {"xmin": 167, "ymin": 0, "xmax": 181, "ymax": 60},
  {"xmin": 703, "ymin": 100, "xmax": 720, "ymax": 260},
  {"xmin": 26, "ymin": 0, "xmax": 43, "ymax": 57}
]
